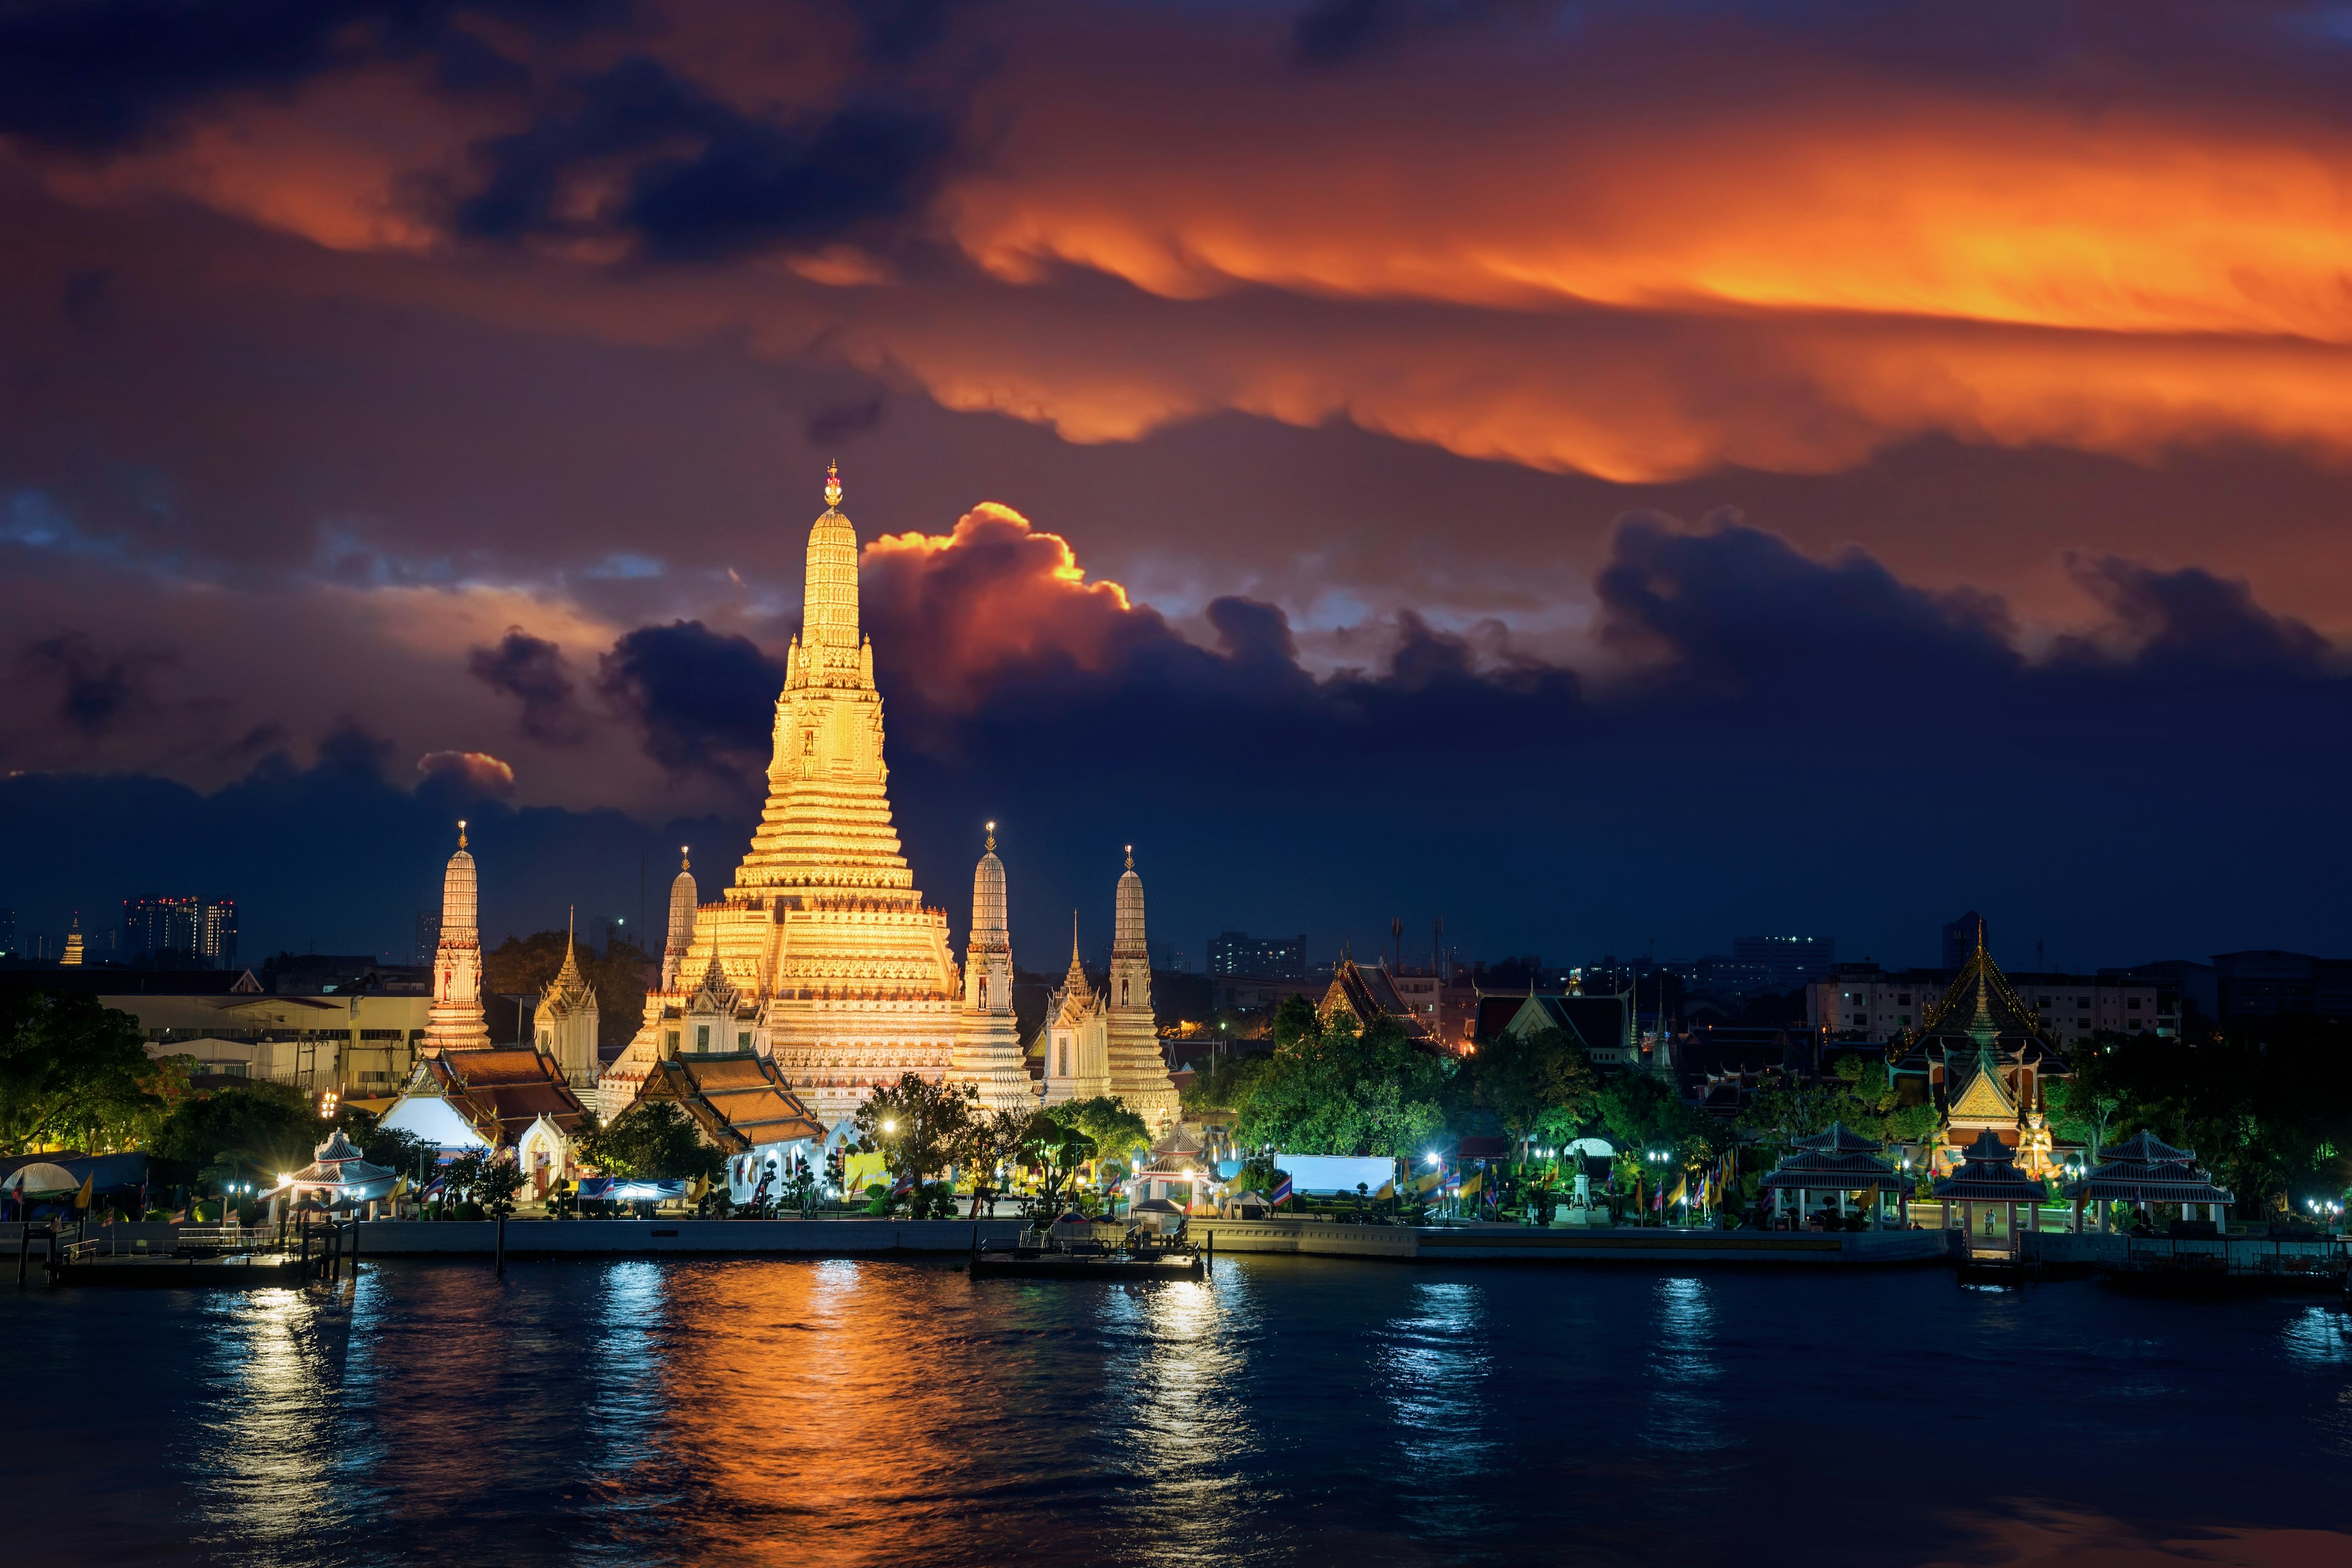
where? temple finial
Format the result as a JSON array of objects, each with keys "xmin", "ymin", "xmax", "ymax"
[
  {"xmin": 1124, "ymin": 843, "xmax": 1134, "ymax": 871},
  {"xmin": 985, "ymin": 820, "xmax": 996, "ymax": 853},
  {"xmin": 1071, "ymin": 910, "xmax": 1080, "ymax": 962},
  {"xmin": 680, "ymin": 843, "xmax": 690, "ymax": 872},
  {"xmin": 824, "ymin": 460, "xmax": 842, "ymax": 509},
  {"xmin": 567, "ymin": 903, "xmax": 575, "ymax": 952},
  {"xmin": 457, "ymin": 818, "xmax": 467, "ymax": 850}
]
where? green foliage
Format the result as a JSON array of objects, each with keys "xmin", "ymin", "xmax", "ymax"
[
  {"xmin": 1022, "ymin": 1117, "xmax": 1096, "ymax": 1219},
  {"xmin": 853, "ymin": 1071, "xmax": 978, "ymax": 1205},
  {"xmin": 579, "ymin": 1101, "xmax": 725, "ymax": 1182},
  {"xmin": 1601, "ymin": 1073, "xmax": 1726, "ymax": 1181},
  {"xmin": 1226, "ymin": 1012, "xmax": 1452, "ymax": 1156},
  {"xmin": 476, "ymin": 1159, "xmax": 526, "ymax": 1220},
  {"xmin": 0, "ymin": 992, "xmax": 180, "ymax": 1155},
  {"xmin": 153, "ymin": 1081, "xmax": 319, "ymax": 1183},
  {"xmin": 2070, "ymin": 1021, "xmax": 2352, "ymax": 1213},
  {"xmin": 1469, "ymin": 1026, "xmax": 1598, "ymax": 1141},
  {"xmin": 1051, "ymin": 1096, "xmax": 1150, "ymax": 1160},
  {"xmin": 1736, "ymin": 1052, "xmax": 1910, "ymax": 1150}
]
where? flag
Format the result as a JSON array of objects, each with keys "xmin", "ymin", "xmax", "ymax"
[
  {"xmin": 391, "ymin": 1174, "xmax": 410, "ymax": 1197},
  {"xmin": 1413, "ymin": 1170, "xmax": 1442, "ymax": 1195},
  {"xmin": 891, "ymin": 1169, "xmax": 916, "ymax": 1198},
  {"xmin": 1667, "ymin": 1172, "xmax": 1687, "ymax": 1208},
  {"xmin": 1270, "ymin": 1173, "xmax": 1293, "ymax": 1207},
  {"xmin": 1374, "ymin": 1178, "xmax": 1396, "ymax": 1200},
  {"xmin": 688, "ymin": 1176, "xmax": 709, "ymax": 1204},
  {"xmin": 74, "ymin": 1173, "xmax": 93, "ymax": 1212},
  {"xmin": 1458, "ymin": 1170, "xmax": 1482, "ymax": 1199}
]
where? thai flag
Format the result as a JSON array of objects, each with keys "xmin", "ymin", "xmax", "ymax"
[
  {"xmin": 1270, "ymin": 1173, "xmax": 1293, "ymax": 1207},
  {"xmin": 891, "ymin": 1169, "xmax": 916, "ymax": 1198}
]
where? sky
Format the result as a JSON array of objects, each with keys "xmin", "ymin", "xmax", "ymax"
[{"xmin": 6, "ymin": 0, "xmax": 2352, "ymax": 975}]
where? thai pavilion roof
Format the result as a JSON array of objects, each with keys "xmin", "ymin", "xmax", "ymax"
[
  {"xmin": 1931, "ymin": 1128, "xmax": 2053, "ymax": 1202},
  {"xmin": 636, "ymin": 1049, "xmax": 825, "ymax": 1153},
  {"xmin": 412, "ymin": 1047, "xmax": 592, "ymax": 1147},
  {"xmin": 1320, "ymin": 958, "xmax": 1436, "ymax": 1044},
  {"xmin": 279, "ymin": 1129, "xmax": 396, "ymax": 1202},
  {"xmin": 2062, "ymin": 1129, "xmax": 2234, "ymax": 1205},
  {"xmin": 1792, "ymin": 1121, "xmax": 1884, "ymax": 1154},
  {"xmin": 1758, "ymin": 1149, "xmax": 1909, "ymax": 1192}
]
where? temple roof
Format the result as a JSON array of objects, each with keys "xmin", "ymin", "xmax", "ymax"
[
  {"xmin": 409, "ymin": 1046, "xmax": 591, "ymax": 1147},
  {"xmin": 1914, "ymin": 935, "xmax": 2046, "ymax": 1048},
  {"xmin": 1793, "ymin": 1120, "xmax": 1884, "ymax": 1154},
  {"xmin": 1759, "ymin": 1148, "xmax": 1909, "ymax": 1191},
  {"xmin": 636, "ymin": 1049, "xmax": 825, "ymax": 1153},
  {"xmin": 1945, "ymin": 1044, "xmax": 2021, "ymax": 1123},
  {"xmin": 1320, "ymin": 958, "xmax": 1435, "ymax": 1044},
  {"xmin": 1931, "ymin": 1128, "xmax": 2052, "ymax": 1201},
  {"xmin": 2062, "ymin": 1128, "xmax": 2233, "ymax": 1204}
]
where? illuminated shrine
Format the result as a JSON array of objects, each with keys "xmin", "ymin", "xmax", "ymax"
[{"xmin": 598, "ymin": 466, "xmax": 1177, "ymax": 1127}]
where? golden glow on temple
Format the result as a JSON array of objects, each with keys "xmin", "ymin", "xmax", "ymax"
[{"xmin": 601, "ymin": 467, "xmax": 1173, "ymax": 1127}]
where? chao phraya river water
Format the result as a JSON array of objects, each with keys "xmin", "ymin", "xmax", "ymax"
[{"xmin": 6, "ymin": 1257, "xmax": 2350, "ymax": 1566}]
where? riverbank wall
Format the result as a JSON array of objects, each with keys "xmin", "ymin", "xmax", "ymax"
[{"xmin": 6, "ymin": 1218, "xmax": 1945, "ymax": 1265}]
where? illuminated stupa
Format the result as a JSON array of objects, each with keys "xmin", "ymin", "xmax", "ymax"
[
  {"xmin": 952, "ymin": 824, "xmax": 1035, "ymax": 1113},
  {"xmin": 604, "ymin": 465, "xmax": 963, "ymax": 1123},
  {"xmin": 423, "ymin": 821, "xmax": 489, "ymax": 1050}
]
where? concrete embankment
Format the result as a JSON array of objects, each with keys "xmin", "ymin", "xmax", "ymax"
[
  {"xmin": 1194, "ymin": 1219, "xmax": 1946, "ymax": 1265},
  {"xmin": 9, "ymin": 1218, "xmax": 1946, "ymax": 1265}
]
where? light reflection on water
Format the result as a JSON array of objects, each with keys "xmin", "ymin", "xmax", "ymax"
[{"xmin": 8, "ymin": 1257, "xmax": 2352, "ymax": 1567}]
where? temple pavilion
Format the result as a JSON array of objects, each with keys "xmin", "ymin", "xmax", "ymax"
[
  {"xmin": 1889, "ymin": 931, "xmax": 2076, "ymax": 1180},
  {"xmin": 1929, "ymin": 1128, "xmax": 2058, "ymax": 1259},
  {"xmin": 1758, "ymin": 1123, "xmax": 1910, "ymax": 1228},
  {"xmin": 264, "ymin": 1131, "xmax": 398, "ymax": 1219},
  {"xmin": 2063, "ymin": 1129, "xmax": 2234, "ymax": 1234}
]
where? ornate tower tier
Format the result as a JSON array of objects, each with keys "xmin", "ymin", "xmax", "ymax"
[
  {"xmin": 424, "ymin": 822, "xmax": 489, "ymax": 1050},
  {"xmin": 952, "ymin": 823, "xmax": 1034, "ymax": 1112},
  {"xmin": 600, "ymin": 466, "xmax": 960, "ymax": 1125},
  {"xmin": 660, "ymin": 848, "xmax": 698, "ymax": 990},
  {"xmin": 1105, "ymin": 847, "xmax": 1180, "ymax": 1129}
]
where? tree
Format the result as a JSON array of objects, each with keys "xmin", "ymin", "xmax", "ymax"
[
  {"xmin": 1023, "ymin": 1118, "xmax": 1096, "ymax": 1221},
  {"xmin": 0, "ymin": 992, "xmax": 178, "ymax": 1155},
  {"xmin": 1053, "ymin": 1096, "xmax": 1150, "ymax": 1163},
  {"xmin": 579, "ymin": 1101, "xmax": 725, "ymax": 1182},
  {"xmin": 853, "ymin": 1072, "xmax": 978, "ymax": 1210},
  {"xmin": 477, "ymin": 1158, "xmax": 526, "ymax": 1220},
  {"xmin": 151, "ymin": 1081, "xmax": 319, "ymax": 1187},
  {"xmin": 1470, "ymin": 1026, "xmax": 1598, "ymax": 1142},
  {"xmin": 1230, "ymin": 1011, "xmax": 1452, "ymax": 1157},
  {"xmin": 1601, "ymin": 1073, "xmax": 1725, "ymax": 1199},
  {"xmin": 959, "ymin": 1107, "xmax": 1043, "ymax": 1214}
]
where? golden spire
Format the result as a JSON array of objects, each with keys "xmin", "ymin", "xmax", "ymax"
[
  {"xmin": 457, "ymin": 818, "xmax": 468, "ymax": 850},
  {"xmin": 567, "ymin": 903, "xmax": 575, "ymax": 954},
  {"xmin": 986, "ymin": 820, "xmax": 997, "ymax": 853},
  {"xmin": 824, "ymin": 460, "xmax": 842, "ymax": 509},
  {"xmin": 680, "ymin": 844, "xmax": 690, "ymax": 872},
  {"xmin": 1125, "ymin": 843, "xmax": 1134, "ymax": 871},
  {"xmin": 1071, "ymin": 910, "xmax": 1080, "ymax": 963}
]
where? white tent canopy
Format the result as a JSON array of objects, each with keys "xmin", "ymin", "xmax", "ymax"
[{"xmin": 2, "ymin": 1163, "xmax": 80, "ymax": 1194}]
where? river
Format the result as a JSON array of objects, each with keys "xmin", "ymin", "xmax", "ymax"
[{"xmin": 6, "ymin": 1257, "xmax": 2349, "ymax": 1566}]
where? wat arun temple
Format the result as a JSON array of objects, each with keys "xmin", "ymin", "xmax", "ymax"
[{"xmin": 597, "ymin": 466, "xmax": 1179, "ymax": 1130}]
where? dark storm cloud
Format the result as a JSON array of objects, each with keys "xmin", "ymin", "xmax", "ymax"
[
  {"xmin": 2056, "ymin": 556, "xmax": 2335, "ymax": 676},
  {"xmin": 17, "ymin": 633, "xmax": 164, "ymax": 737},
  {"xmin": 453, "ymin": 55, "xmax": 954, "ymax": 261},
  {"xmin": 1291, "ymin": 0, "xmax": 1528, "ymax": 67},
  {"xmin": 467, "ymin": 627, "xmax": 588, "ymax": 743},
  {"xmin": 595, "ymin": 620, "xmax": 782, "ymax": 778},
  {"xmin": 0, "ymin": 0, "xmax": 566, "ymax": 152}
]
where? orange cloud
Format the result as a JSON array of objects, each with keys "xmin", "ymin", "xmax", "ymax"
[
  {"xmin": 863, "ymin": 503, "xmax": 1160, "ymax": 707},
  {"xmin": 416, "ymin": 749, "xmax": 516, "ymax": 796}
]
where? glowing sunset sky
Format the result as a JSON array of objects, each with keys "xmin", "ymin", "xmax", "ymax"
[{"xmin": 5, "ymin": 0, "xmax": 2351, "ymax": 970}]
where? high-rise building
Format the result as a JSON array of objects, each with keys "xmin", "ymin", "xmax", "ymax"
[
  {"xmin": 413, "ymin": 910, "xmax": 442, "ymax": 968},
  {"xmin": 0, "ymin": 907, "xmax": 15, "ymax": 956},
  {"xmin": 123, "ymin": 895, "xmax": 202, "ymax": 959},
  {"xmin": 1207, "ymin": 930, "xmax": 1306, "ymax": 979},
  {"xmin": 200, "ymin": 900, "xmax": 238, "ymax": 965}
]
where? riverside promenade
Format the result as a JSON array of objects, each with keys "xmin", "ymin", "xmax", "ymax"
[{"xmin": 10, "ymin": 1217, "xmax": 1947, "ymax": 1265}]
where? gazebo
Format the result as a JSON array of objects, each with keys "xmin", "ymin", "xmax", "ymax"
[
  {"xmin": 2063, "ymin": 1130, "xmax": 2234, "ymax": 1234},
  {"xmin": 1126, "ymin": 1125, "xmax": 1219, "ymax": 1214},
  {"xmin": 1930, "ymin": 1128, "xmax": 2054, "ymax": 1259},
  {"xmin": 265, "ymin": 1131, "xmax": 399, "ymax": 1219},
  {"xmin": 1758, "ymin": 1123, "xmax": 1910, "ymax": 1229}
]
